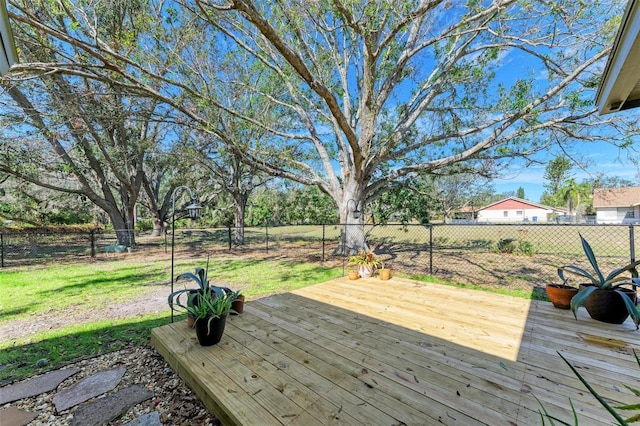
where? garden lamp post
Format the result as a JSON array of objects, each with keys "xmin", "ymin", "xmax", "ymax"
[
  {"xmin": 347, "ymin": 199, "xmax": 361, "ymax": 220},
  {"xmin": 171, "ymin": 186, "xmax": 202, "ymax": 323}
]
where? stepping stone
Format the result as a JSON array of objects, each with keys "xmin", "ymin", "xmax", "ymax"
[
  {"xmin": 123, "ymin": 411, "xmax": 162, "ymax": 426},
  {"xmin": 0, "ymin": 368, "xmax": 80, "ymax": 405},
  {"xmin": 53, "ymin": 367, "xmax": 126, "ymax": 412},
  {"xmin": 70, "ymin": 385, "xmax": 154, "ymax": 426},
  {"xmin": 0, "ymin": 406, "xmax": 39, "ymax": 426}
]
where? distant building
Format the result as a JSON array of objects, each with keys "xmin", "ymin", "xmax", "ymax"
[
  {"xmin": 593, "ymin": 186, "xmax": 640, "ymax": 224},
  {"xmin": 476, "ymin": 197, "xmax": 566, "ymax": 223}
]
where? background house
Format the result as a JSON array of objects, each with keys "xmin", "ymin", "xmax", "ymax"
[
  {"xmin": 476, "ymin": 197, "xmax": 566, "ymax": 223},
  {"xmin": 593, "ymin": 186, "xmax": 640, "ymax": 224}
]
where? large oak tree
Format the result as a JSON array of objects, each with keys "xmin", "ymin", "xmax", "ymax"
[{"xmin": 6, "ymin": 0, "xmax": 635, "ymax": 251}]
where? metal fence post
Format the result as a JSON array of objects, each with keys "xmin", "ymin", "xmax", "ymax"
[
  {"xmin": 322, "ymin": 223, "xmax": 326, "ymax": 262},
  {"xmin": 341, "ymin": 223, "xmax": 346, "ymax": 276},
  {"xmin": 630, "ymin": 225, "xmax": 636, "ymax": 266},
  {"xmin": 90, "ymin": 230, "xmax": 95, "ymax": 257},
  {"xmin": 429, "ymin": 224, "xmax": 433, "ymax": 275},
  {"xmin": 265, "ymin": 221, "xmax": 269, "ymax": 254},
  {"xmin": 630, "ymin": 226, "xmax": 637, "ymax": 298},
  {"xmin": 1, "ymin": 233, "xmax": 4, "ymax": 268},
  {"xmin": 228, "ymin": 226, "xmax": 232, "ymax": 252}
]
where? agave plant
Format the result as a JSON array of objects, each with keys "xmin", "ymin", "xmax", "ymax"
[
  {"xmin": 538, "ymin": 350, "xmax": 640, "ymax": 425},
  {"xmin": 168, "ymin": 256, "xmax": 225, "ymax": 312},
  {"xmin": 557, "ymin": 234, "xmax": 640, "ymax": 328}
]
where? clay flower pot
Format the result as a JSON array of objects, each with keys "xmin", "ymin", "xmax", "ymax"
[
  {"xmin": 231, "ymin": 295, "xmax": 245, "ymax": 315},
  {"xmin": 348, "ymin": 271, "xmax": 359, "ymax": 280},
  {"xmin": 379, "ymin": 268, "xmax": 391, "ymax": 281},
  {"xmin": 545, "ymin": 284, "xmax": 578, "ymax": 309}
]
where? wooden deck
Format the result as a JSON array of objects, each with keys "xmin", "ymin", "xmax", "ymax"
[{"xmin": 151, "ymin": 277, "xmax": 640, "ymax": 425}]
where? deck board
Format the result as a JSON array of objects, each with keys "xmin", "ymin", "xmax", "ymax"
[{"xmin": 151, "ymin": 277, "xmax": 640, "ymax": 425}]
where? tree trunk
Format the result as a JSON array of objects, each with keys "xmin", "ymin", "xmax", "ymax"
[
  {"xmin": 150, "ymin": 215, "xmax": 164, "ymax": 237},
  {"xmin": 107, "ymin": 209, "xmax": 134, "ymax": 246},
  {"xmin": 337, "ymin": 195, "xmax": 368, "ymax": 255},
  {"xmin": 234, "ymin": 198, "xmax": 246, "ymax": 245}
]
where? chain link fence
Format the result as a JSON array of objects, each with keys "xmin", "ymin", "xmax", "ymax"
[{"xmin": 2, "ymin": 224, "xmax": 638, "ymax": 295}]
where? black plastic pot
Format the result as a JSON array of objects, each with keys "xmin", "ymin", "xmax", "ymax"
[{"xmin": 194, "ymin": 314, "xmax": 227, "ymax": 346}]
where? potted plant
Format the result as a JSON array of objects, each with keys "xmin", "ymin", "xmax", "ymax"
[
  {"xmin": 348, "ymin": 250, "xmax": 382, "ymax": 278},
  {"xmin": 545, "ymin": 282, "xmax": 578, "ymax": 309},
  {"xmin": 558, "ymin": 234, "xmax": 640, "ymax": 328},
  {"xmin": 347, "ymin": 270, "xmax": 359, "ymax": 280},
  {"xmin": 231, "ymin": 291, "xmax": 245, "ymax": 315},
  {"xmin": 378, "ymin": 261, "xmax": 391, "ymax": 281},
  {"xmin": 168, "ymin": 257, "xmax": 225, "ymax": 327},
  {"xmin": 181, "ymin": 288, "xmax": 234, "ymax": 346}
]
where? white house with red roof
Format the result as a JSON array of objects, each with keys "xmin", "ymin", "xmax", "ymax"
[{"xmin": 476, "ymin": 197, "xmax": 566, "ymax": 223}]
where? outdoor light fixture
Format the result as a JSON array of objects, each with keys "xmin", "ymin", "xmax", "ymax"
[
  {"xmin": 347, "ymin": 199, "xmax": 361, "ymax": 220},
  {"xmin": 170, "ymin": 186, "xmax": 202, "ymax": 323},
  {"xmin": 185, "ymin": 198, "xmax": 202, "ymax": 220}
]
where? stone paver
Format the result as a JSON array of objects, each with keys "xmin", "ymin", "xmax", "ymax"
[
  {"xmin": 123, "ymin": 410, "xmax": 162, "ymax": 426},
  {"xmin": 53, "ymin": 367, "xmax": 126, "ymax": 413},
  {"xmin": 0, "ymin": 406, "xmax": 39, "ymax": 426},
  {"xmin": 0, "ymin": 368, "xmax": 80, "ymax": 405},
  {"xmin": 70, "ymin": 385, "xmax": 154, "ymax": 426}
]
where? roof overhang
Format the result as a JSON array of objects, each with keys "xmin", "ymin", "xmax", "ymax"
[
  {"xmin": 0, "ymin": 0, "xmax": 17, "ymax": 76},
  {"xmin": 596, "ymin": 0, "xmax": 640, "ymax": 114}
]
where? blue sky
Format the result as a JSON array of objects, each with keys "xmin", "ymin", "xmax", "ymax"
[
  {"xmin": 493, "ymin": 137, "xmax": 640, "ymax": 203},
  {"xmin": 485, "ymin": 1, "xmax": 640, "ymax": 204}
]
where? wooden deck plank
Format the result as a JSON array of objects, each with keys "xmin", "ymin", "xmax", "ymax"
[
  {"xmin": 223, "ymin": 324, "xmax": 368, "ymax": 425},
  {"xmin": 151, "ymin": 323, "xmax": 282, "ymax": 425},
  {"xmin": 152, "ymin": 277, "xmax": 640, "ymax": 426},
  {"xmin": 252, "ymin": 295, "xmax": 532, "ymax": 425},
  {"xmin": 295, "ymin": 279, "xmax": 530, "ymax": 360},
  {"xmin": 242, "ymin": 305, "xmax": 443, "ymax": 425},
  {"xmin": 230, "ymin": 313, "xmax": 420, "ymax": 425}
]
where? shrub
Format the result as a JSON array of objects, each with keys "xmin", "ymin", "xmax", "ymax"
[
  {"xmin": 135, "ymin": 219, "xmax": 154, "ymax": 232},
  {"xmin": 493, "ymin": 238, "xmax": 535, "ymax": 256}
]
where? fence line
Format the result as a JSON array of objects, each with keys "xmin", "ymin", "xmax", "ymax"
[{"xmin": 2, "ymin": 224, "xmax": 638, "ymax": 293}]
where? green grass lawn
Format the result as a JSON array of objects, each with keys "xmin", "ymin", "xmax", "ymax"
[{"xmin": 0, "ymin": 257, "xmax": 342, "ymax": 384}]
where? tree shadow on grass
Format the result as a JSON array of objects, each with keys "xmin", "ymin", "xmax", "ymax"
[
  {"xmin": 37, "ymin": 266, "xmax": 166, "ymax": 297},
  {"xmin": 0, "ymin": 306, "xmax": 30, "ymax": 319},
  {"xmin": 0, "ymin": 314, "xmax": 173, "ymax": 386}
]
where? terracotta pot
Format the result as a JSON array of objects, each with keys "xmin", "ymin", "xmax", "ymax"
[
  {"xmin": 379, "ymin": 268, "xmax": 391, "ymax": 281},
  {"xmin": 194, "ymin": 314, "xmax": 227, "ymax": 346},
  {"xmin": 348, "ymin": 271, "xmax": 359, "ymax": 280},
  {"xmin": 545, "ymin": 284, "xmax": 578, "ymax": 309},
  {"xmin": 231, "ymin": 295, "xmax": 245, "ymax": 315},
  {"xmin": 579, "ymin": 284, "xmax": 637, "ymax": 324}
]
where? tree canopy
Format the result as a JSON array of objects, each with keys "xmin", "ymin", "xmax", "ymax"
[{"xmin": 1, "ymin": 0, "xmax": 636, "ymax": 247}]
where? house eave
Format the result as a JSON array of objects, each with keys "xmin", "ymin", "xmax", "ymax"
[
  {"xmin": 596, "ymin": 0, "xmax": 640, "ymax": 115},
  {"xmin": 0, "ymin": 0, "xmax": 17, "ymax": 76}
]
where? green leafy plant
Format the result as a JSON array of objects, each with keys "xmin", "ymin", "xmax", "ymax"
[
  {"xmin": 557, "ymin": 234, "xmax": 640, "ymax": 328},
  {"xmin": 539, "ymin": 351, "xmax": 640, "ymax": 425},
  {"xmin": 493, "ymin": 238, "xmax": 535, "ymax": 256},
  {"xmin": 168, "ymin": 256, "xmax": 225, "ymax": 312},
  {"xmin": 181, "ymin": 288, "xmax": 234, "ymax": 334},
  {"xmin": 348, "ymin": 250, "xmax": 382, "ymax": 268}
]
